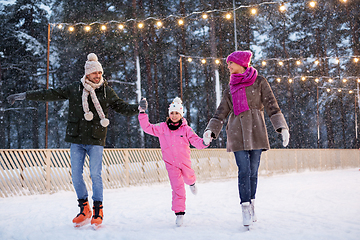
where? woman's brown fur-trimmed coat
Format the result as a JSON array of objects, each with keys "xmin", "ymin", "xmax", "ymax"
[{"xmin": 205, "ymin": 75, "xmax": 288, "ymax": 152}]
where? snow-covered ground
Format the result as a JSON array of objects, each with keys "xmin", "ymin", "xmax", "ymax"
[{"xmin": 1, "ymin": 168, "xmax": 359, "ymax": 240}]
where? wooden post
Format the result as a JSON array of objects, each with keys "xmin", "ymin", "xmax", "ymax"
[
  {"xmin": 317, "ymin": 85, "xmax": 320, "ymax": 148},
  {"xmin": 233, "ymin": 0, "xmax": 237, "ymax": 51},
  {"xmin": 45, "ymin": 23, "xmax": 51, "ymax": 149},
  {"xmin": 355, "ymin": 91, "xmax": 358, "ymax": 147},
  {"xmin": 179, "ymin": 56, "xmax": 183, "ymax": 100}
]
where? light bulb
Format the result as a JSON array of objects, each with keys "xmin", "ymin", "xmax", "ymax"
[{"xmin": 280, "ymin": 4, "xmax": 286, "ymax": 12}]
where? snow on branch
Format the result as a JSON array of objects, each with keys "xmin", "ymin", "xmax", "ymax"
[{"xmin": 16, "ymin": 31, "xmax": 45, "ymax": 56}]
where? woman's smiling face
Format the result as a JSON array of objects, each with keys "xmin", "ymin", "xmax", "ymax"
[{"xmin": 227, "ymin": 61, "xmax": 245, "ymax": 75}]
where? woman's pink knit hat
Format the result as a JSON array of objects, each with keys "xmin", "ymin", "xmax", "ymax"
[{"xmin": 226, "ymin": 50, "xmax": 253, "ymax": 68}]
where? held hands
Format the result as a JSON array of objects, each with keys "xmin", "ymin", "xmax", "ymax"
[
  {"xmin": 203, "ymin": 130, "xmax": 213, "ymax": 145},
  {"xmin": 138, "ymin": 98, "xmax": 148, "ymax": 113},
  {"xmin": 281, "ymin": 128, "xmax": 290, "ymax": 147},
  {"xmin": 7, "ymin": 92, "xmax": 26, "ymax": 105}
]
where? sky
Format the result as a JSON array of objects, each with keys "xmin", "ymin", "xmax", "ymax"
[{"xmin": 0, "ymin": 168, "xmax": 359, "ymax": 240}]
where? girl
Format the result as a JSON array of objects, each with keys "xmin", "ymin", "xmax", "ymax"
[
  {"xmin": 204, "ymin": 50, "xmax": 289, "ymax": 228},
  {"xmin": 138, "ymin": 97, "xmax": 211, "ymax": 227}
]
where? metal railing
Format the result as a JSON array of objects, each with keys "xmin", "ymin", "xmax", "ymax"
[{"xmin": 0, "ymin": 148, "xmax": 359, "ymax": 198}]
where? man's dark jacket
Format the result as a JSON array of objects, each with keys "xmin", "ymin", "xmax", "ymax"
[{"xmin": 26, "ymin": 81, "xmax": 138, "ymax": 146}]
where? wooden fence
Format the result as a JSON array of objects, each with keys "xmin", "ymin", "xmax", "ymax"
[{"xmin": 0, "ymin": 148, "xmax": 359, "ymax": 198}]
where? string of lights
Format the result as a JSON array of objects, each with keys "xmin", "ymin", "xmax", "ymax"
[
  {"xmin": 268, "ymin": 75, "xmax": 360, "ymax": 86},
  {"xmin": 263, "ymin": 76, "xmax": 360, "ymax": 95},
  {"xmin": 51, "ymin": 1, "xmax": 280, "ymax": 30},
  {"xmin": 178, "ymin": 54, "xmax": 360, "ymax": 95},
  {"xmin": 179, "ymin": 54, "xmax": 360, "ymax": 65},
  {"xmin": 50, "ymin": 0, "xmax": 351, "ymax": 32},
  {"xmin": 317, "ymin": 86, "xmax": 357, "ymax": 94}
]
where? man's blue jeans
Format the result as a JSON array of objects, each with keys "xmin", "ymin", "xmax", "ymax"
[
  {"xmin": 70, "ymin": 144, "xmax": 104, "ymax": 202},
  {"xmin": 234, "ymin": 150, "xmax": 262, "ymax": 204}
]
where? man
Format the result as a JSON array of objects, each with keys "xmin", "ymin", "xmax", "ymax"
[{"xmin": 7, "ymin": 53, "xmax": 138, "ymax": 228}]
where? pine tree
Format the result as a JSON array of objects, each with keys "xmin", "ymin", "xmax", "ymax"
[{"xmin": 1, "ymin": 0, "xmax": 49, "ymax": 148}]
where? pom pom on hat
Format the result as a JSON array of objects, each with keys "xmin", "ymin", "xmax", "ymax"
[
  {"xmin": 226, "ymin": 50, "xmax": 253, "ymax": 68},
  {"xmin": 168, "ymin": 97, "xmax": 184, "ymax": 117},
  {"xmin": 84, "ymin": 53, "xmax": 103, "ymax": 75},
  {"xmin": 87, "ymin": 53, "xmax": 98, "ymax": 62}
]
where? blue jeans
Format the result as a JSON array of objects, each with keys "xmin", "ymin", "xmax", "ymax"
[
  {"xmin": 234, "ymin": 150, "xmax": 262, "ymax": 204},
  {"xmin": 70, "ymin": 144, "xmax": 104, "ymax": 202}
]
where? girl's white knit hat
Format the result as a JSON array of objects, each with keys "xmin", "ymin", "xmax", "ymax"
[
  {"xmin": 168, "ymin": 97, "xmax": 184, "ymax": 116},
  {"xmin": 84, "ymin": 53, "xmax": 103, "ymax": 75}
]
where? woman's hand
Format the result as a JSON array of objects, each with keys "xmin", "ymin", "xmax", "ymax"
[
  {"xmin": 203, "ymin": 130, "xmax": 213, "ymax": 145},
  {"xmin": 281, "ymin": 129, "xmax": 290, "ymax": 147}
]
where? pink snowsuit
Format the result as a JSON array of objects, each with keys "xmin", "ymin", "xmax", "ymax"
[{"xmin": 138, "ymin": 113, "xmax": 209, "ymax": 213}]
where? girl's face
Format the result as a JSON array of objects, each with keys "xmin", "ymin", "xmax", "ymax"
[
  {"xmin": 169, "ymin": 111, "xmax": 182, "ymax": 123},
  {"xmin": 227, "ymin": 61, "xmax": 246, "ymax": 75}
]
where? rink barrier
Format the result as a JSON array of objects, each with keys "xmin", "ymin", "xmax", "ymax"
[{"xmin": 0, "ymin": 148, "xmax": 359, "ymax": 198}]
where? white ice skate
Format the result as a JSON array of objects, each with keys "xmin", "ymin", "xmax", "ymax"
[
  {"xmin": 190, "ymin": 183, "xmax": 198, "ymax": 195},
  {"xmin": 176, "ymin": 215, "xmax": 184, "ymax": 227},
  {"xmin": 241, "ymin": 202, "xmax": 251, "ymax": 227},
  {"xmin": 251, "ymin": 199, "xmax": 257, "ymax": 222}
]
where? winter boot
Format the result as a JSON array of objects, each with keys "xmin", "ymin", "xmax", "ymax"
[
  {"xmin": 91, "ymin": 201, "xmax": 103, "ymax": 227},
  {"xmin": 251, "ymin": 199, "xmax": 257, "ymax": 222},
  {"xmin": 241, "ymin": 202, "xmax": 252, "ymax": 227},
  {"xmin": 190, "ymin": 183, "xmax": 198, "ymax": 195},
  {"xmin": 175, "ymin": 212, "xmax": 185, "ymax": 227},
  {"xmin": 73, "ymin": 198, "xmax": 92, "ymax": 227}
]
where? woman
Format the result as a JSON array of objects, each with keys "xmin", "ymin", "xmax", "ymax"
[{"xmin": 203, "ymin": 50, "xmax": 289, "ymax": 227}]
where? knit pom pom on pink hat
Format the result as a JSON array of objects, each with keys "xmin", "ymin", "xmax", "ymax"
[{"xmin": 226, "ymin": 51, "xmax": 253, "ymax": 68}]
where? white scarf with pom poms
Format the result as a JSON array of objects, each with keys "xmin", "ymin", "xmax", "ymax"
[{"xmin": 81, "ymin": 76, "xmax": 110, "ymax": 127}]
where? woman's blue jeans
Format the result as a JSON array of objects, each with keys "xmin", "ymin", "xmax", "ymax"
[
  {"xmin": 70, "ymin": 143, "xmax": 104, "ymax": 202},
  {"xmin": 234, "ymin": 149, "xmax": 262, "ymax": 204}
]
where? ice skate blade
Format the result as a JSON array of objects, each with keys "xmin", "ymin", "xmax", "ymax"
[
  {"xmin": 92, "ymin": 223, "xmax": 102, "ymax": 230},
  {"xmin": 74, "ymin": 218, "xmax": 91, "ymax": 228}
]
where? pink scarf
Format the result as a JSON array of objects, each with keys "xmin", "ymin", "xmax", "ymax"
[{"xmin": 229, "ymin": 66, "xmax": 258, "ymax": 115}]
